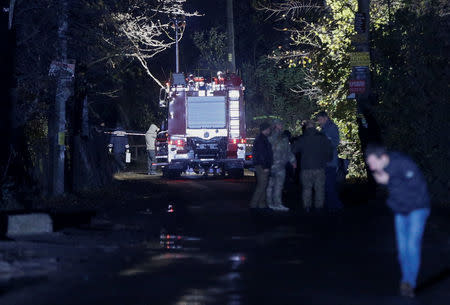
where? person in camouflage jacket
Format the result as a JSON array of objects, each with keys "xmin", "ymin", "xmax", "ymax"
[{"xmin": 266, "ymin": 120, "xmax": 297, "ymax": 211}]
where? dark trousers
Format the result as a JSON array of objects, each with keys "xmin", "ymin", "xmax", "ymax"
[
  {"xmin": 325, "ymin": 166, "xmax": 343, "ymax": 210},
  {"xmin": 113, "ymin": 153, "xmax": 125, "ymax": 171},
  {"xmin": 250, "ymin": 165, "xmax": 269, "ymax": 208}
]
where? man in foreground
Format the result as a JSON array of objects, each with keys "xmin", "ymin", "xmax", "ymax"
[{"xmin": 365, "ymin": 144, "xmax": 430, "ymax": 298}]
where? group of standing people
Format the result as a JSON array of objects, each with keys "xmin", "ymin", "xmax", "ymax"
[
  {"xmin": 250, "ymin": 119, "xmax": 296, "ymax": 211},
  {"xmin": 250, "ymin": 111, "xmax": 343, "ymax": 213}
]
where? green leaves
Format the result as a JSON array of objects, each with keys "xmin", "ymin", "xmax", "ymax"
[
  {"xmin": 192, "ymin": 27, "xmax": 228, "ymax": 72},
  {"xmin": 242, "ymin": 56, "xmax": 316, "ymax": 134},
  {"xmin": 258, "ymin": 0, "xmax": 364, "ymax": 177}
]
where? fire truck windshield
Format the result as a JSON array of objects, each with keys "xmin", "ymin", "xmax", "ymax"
[{"xmin": 187, "ymin": 96, "xmax": 226, "ymax": 129}]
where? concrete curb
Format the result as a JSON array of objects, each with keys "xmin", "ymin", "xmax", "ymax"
[{"xmin": 1, "ymin": 213, "xmax": 53, "ymax": 237}]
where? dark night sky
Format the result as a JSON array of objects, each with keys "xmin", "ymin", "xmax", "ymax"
[
  {"xmin": 155, "ymin": 0, "xmax": 278, "ymax": 78},
  {"xmin": 152, "ymin": 0, "xmax": 226, "ymax": 78},
  {"xmin": 180, "ymin": 0, "xmax": 228, "ymax": 72}
]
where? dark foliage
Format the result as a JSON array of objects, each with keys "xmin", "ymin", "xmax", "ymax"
[{"xmin": 372, "ymin": 2, "xmax": 450, "ymax": 203}]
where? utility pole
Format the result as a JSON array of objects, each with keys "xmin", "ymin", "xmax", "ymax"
[
  {"xmin": 1, "ymin": 0, "xmax": 15, "ymax": 176},
  {"xmin": 226, "ymin": 0, "xmax": 236, "ymax": 73},
  {"xmin": 50, "ymin": 0, "xmax": 74, "ymax": 196},
  {"xmin": 356, "ymin": 0, "xmax": 371, "ymax": 100},
  {"xmin": 350, "ymin": 0, "xmax": 379, "ymax": 150}
]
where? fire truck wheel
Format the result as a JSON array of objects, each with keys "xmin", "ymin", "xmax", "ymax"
[{"xmin": 228, "ymin": 168, "xmax": 244, "ymax": 179}]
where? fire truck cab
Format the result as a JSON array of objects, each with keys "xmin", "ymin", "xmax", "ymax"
[{"xmin": 157, "ymin": 72, "xmax": 246, "ymax": 178}]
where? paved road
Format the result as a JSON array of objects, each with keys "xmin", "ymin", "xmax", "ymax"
[{"xmin": 0, "ymin": 172, "xmax": 449, "ymax": 305}]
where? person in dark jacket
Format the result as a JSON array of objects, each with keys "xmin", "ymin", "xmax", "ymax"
[
  {"xmin": 317, "ymin": 111, "xmax": 343, "ymax": 212},
  {"xmin": 292, "ymin": 120, "xmax": 332, "ymax": 212},
  {"xmin": 109, "ymin": 125, "xmax": 129, "ymax": 170},
  {"xmin": 365, "ymin": 144, "xmax": 430, "ymax": 298},
  {"xmin": 250, "ymin": 122, "xmax": 273, "ymax": 209}
]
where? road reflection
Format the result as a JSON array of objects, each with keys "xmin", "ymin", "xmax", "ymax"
[{"xmin": 172, "ymin": 254, "xmax": 246, "ymax": 305}]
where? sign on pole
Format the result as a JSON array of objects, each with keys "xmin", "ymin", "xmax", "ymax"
[
  {"xmin": 351, "ymin": 33, "xmax": 368, "ymax": 44},
  {"xmin": 350, "ymin": 52, "xmax": 370, "ymax": 67},
  {"xmin": 354, "ymin": 12, "xmax": 366, "ymax": 33},
  {"xmin": 349, "ymin": 80, "xmax": 366, "ymax": 94},
  {"xmin": 353, "ymin": 66, "xmax": 369, "ymax": 79},
  {"xmin": 49, "ymin": 60, "xmax": 76, "ymax": 77}
]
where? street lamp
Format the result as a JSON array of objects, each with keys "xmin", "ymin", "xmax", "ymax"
[{"xmin": 169, "ymin": 15, "xmax": 185, "ymax": 73}]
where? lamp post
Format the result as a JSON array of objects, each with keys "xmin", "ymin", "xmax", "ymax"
[
  {"xmin": 226, "ymin": 0, "xmax": 236, "ymax": 73},
  {"xmin": 171, "ymin": 15, "xmax": 185, "ymax": 73},
  {"xmin": 174, "ymin": 16, "xmax": 179, "ymax": 73}
]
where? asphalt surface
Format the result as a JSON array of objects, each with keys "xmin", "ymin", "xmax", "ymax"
[{"xmin": 0, "ymin": 171, "xmax": 449, "ymax": 305}]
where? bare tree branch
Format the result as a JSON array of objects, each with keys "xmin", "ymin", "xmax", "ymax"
[
  {"xmin": 255, "ymin": 0, "xmax": 325, "ymax": 21},
  {"xmin": 110, "ymin": 0, "xmax": 200, "ymax": 88}
]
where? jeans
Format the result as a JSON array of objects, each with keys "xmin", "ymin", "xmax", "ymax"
[
  {"xmin": 147, "ymin": 150, "xmax": 156, "ymax": 174},
  {"xmin": 395, "ymin": 208, "xmax": 430, "ymax": 288},
  {"xmin": 325, "ymin": 166, "xmax": 343, "ymax": 210}
]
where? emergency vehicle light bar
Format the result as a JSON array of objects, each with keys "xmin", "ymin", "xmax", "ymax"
[{"xmin": 229, "ymin": 138, "xmax": 247, "ymax": 144}]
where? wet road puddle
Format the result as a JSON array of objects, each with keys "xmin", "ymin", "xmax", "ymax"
[
  {"xmin": 172, "ymin": 256, "xmax": 246, "ymax": 305},
  {"xmin": 159, "ymin": 231, "xmax": 202, "ymax": 250},
  {"xmin": 174, "ymin": 286, "xmax": 243, "ymax": 305},
  {"xmin": 119, "ymin": 252, "xmax": 246, "ymax": 278},
  {"xmin": 139, "ymin": 208, "xmax": 153, "ymax": 215}
]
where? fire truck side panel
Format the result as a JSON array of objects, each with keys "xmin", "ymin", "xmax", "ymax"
[
  {"xmin": 240, "ymin": 93, "xmax": 246, "ymax": 139},
  {"xmin": 168, "ymin": 90, "xmax": 186, "ymax": 136}
]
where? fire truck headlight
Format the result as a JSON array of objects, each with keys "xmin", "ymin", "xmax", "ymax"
[{"xmin": 229, "ymin": 90, "xmax": 240, "ymax": 100}]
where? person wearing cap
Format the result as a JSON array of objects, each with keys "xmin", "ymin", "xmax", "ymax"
[
  {"xmin": 250, "ymin": 122, "xmax": 273, "ymax": 209},
  {"xmin": 316, "ymin": 111, "xmax": 343, "ymax": 212},
  {"xmin": 266, "ymin": 119, "xmax": 297, "ymax": 211}
]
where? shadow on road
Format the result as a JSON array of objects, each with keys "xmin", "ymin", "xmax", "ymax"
[{"xmin": 416, "ymin": 267, "xmax": 450, "ymax": 293}]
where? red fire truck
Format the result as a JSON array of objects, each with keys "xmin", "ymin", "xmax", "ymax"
[{"xmin": 156, "ymin": 72, "xmax": 246, "ymax": 178}]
